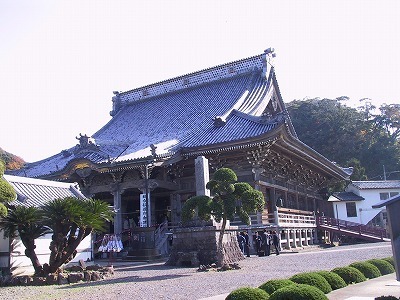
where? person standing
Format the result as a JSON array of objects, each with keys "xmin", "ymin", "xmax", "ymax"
[
  {"xmin": 271, "ymin": 230, "xmax": 280, "ymax": 255},
  {"xmin": 237, "ymin": 232, "xmax": 245, "ymax": 254},
  {"xmin": 254, "ymin": 232, "xmax": 262, "ymax": 256},
  {"xmin": 262, "ymin": 229, "xmax": 271, "ymax": 256},
  {"xmin": 242, "ymin": 231, "xmax": 250, "ymax": 257}
]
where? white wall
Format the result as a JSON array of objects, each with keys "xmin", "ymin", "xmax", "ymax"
[
  {"xmin": 333, "ymin": 201, "xmax": 382, "ymax": 224},
  {"xmin": 0, "ymin": 231, "xmax": 92, "ymax": 275},
  {"xmin": 333, "ymin": 185, "xmax": 400, "ymax": 225}
]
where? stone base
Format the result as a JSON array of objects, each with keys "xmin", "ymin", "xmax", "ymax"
[
  {"xmin": 165, "ymin": 226, "xmax": 244, "ymax": 267},
  {"xmin": 126, "ymin": 248, "xmax": 161, "ymax": 262}
]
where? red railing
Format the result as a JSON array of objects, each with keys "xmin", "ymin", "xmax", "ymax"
[{"xmin": 316, "ymin": 216, "xmax": 388, "ymax": 239}]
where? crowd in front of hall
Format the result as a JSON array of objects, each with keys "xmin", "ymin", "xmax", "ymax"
[{"xmin": 237, "ymin": 229, "xmax": 280, "ymax": 257}]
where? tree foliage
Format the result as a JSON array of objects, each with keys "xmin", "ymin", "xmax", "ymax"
[
  {"xmin": 0, "ymin": 197, "xmax": 113, "ymax": 276},
  {"xmin": 181, "ymin": 168, "xmax": 265, "ymax": 266},
  {"xmin": 0, "ymin": 206, "xmax": 50, "ymax": 274},
  {"xmin": 287, "ymin": 98, "xmax": 400, "ymax": 180},
  {"xmin": 0, "ymin": 147, "xmax": 25, "ymax": 170},
  {"xmin": 0, "ymin": 160, "xmax": 16, "ymax": 217}
]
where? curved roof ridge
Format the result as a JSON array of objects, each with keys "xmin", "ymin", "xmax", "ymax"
[
  {"xmin": 238, "ymin": 74, "xmax": 265, "ymax": 113},
  {"xmin": 212, "ymin": 67, "xmax": 276, "ymax": 127},
  {"xmin": 117, "ymin": 54, "xmax": 265, "ymax": 107},
  {"xmin": 212, "ymin": 71, "xmax": 259, "ymax": 125},
  {"xmin": 245, "ymin": 71, "xmax": 274, "ymax": 116}
]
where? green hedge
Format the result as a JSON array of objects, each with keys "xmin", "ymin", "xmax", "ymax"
[
  {"xmin": 367, "ymin": 259, "xmax": 395, "ymax": 275},
  {"xmin": 228, "ymin": 257, "xmax": 394, "ymax": 299},
  {"xmin": 382, "ymin": 257, "xmax": 395, "ymax": 268},
  {"xmin": 314, "ymin": 270, "xmax": 347, "ymax": 290},
  {"xmin": 225, "ymin": 287, "xmax": 269, "ymax": 300},
  {"xmin": 349, "ymin": 261, "xmax": 381, "ymax": 279},
  {"xmin": 259, "ymin": 279, "xmax": 295, "ymax": 295},
  {"xmin": 332, "ymin": 266, "xmax": 367, "ymax": 284},
  {"xmin": 289, "ymin": 272, "xmax": 332, "ymax": 294},
  {"xmin": 269, "ymin": 284, "xmax": 328, "ymax": 300}
]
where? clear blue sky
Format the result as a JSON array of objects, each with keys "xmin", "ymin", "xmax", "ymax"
[{"xmin": 1, "ymin": 0, "xmax": 399, "ymax": 162}]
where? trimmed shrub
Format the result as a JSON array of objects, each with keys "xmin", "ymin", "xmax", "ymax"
[
  {"xmin": 259, "ymin": 279, "xmax": 296, "ymax": 294},
  {"xmin": 269, "ymin": 283, "xmax": 328, "ymax": 300},
  {"xmin": 332, "ymin": 266, "xmax": 367, "ymax": 284},
  {"xmin": 0, "ymin": 203, "xmax": 7, "ymax": 217},
  {"xmin": 289, "ymin": 272, "xmax": 332, "ymax": 294},
  {"xmin": 225, "ymin": 287, "xmax": 269, "ymax": 300},
  {"xmin": 368, "ymin": 259, "xmax": 395, "ymax": 275},
  {"xmin": 315, "ymin": 270, "xmax": 347, "ymax": 290},
  {"xmin": 0, "ymin": 180, "xmax": 16, "ymax": 202},
  {"xmin": 382, "ymin": 257, "xmax": 395, "ymax": 268},
  {"xmin": 349, "ymin": 261, "xmax": 381, "ymax": 279}
]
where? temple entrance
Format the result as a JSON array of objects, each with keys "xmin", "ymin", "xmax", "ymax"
[
  {"xmin": 154, "ymin": 196, "xmax": 171, "ymax": 225},
  {"xmin": 122, "ymin": 189, "xmax": 141, "ymax": 229}
]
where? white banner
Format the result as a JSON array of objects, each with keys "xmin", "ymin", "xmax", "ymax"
[{"xmin": 140, "ymin": 193, "xmax": 148, "ymax": 227}]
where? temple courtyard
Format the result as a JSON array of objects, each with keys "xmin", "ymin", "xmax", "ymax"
[{"xmin": 0, "ymin": 242, "xmax": 393, "ymax": 300}]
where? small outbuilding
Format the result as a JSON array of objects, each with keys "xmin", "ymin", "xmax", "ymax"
[
  {"xmin": 0, "ymin": 175, "xmax": 92, "ymax": 275},
  {"xmin": 329, "ymin": 180, "xmax": 400, "ymax": 227}
]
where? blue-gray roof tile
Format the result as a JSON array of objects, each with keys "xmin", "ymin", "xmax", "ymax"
[
  {"xmin": 3, "ymin": 175, "xmax": 85, "ymax": 207},
  {"xmin": 9, "ymin": 52, "xmax": 287, "ymax": 178}
]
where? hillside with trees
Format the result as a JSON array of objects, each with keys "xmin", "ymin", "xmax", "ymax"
[
  {"xmin": 0, "ymin": 148, "xmax": 25, "ymax": 170},
  {"xmin": 287, "ymin": 98, "xmax": 400, "ymax": 180}
]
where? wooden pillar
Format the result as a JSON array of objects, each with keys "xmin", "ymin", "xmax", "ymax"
[{"xmin": 112, "ymin": 188, "xmax": 123, "ymax": 234}]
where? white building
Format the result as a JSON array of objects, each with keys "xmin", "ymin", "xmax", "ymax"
[
  {"xmin": 0, "ymin": 175, "xmax": 92, "ymax": 275},
  {"xmin": 329, "ymin": 180, "xmax": 400, "ymax": 227}
]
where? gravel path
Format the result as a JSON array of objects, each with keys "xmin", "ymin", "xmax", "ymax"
[{"xmin": 0, "ymin": 242, "xmax": 392, "ymax": 300}]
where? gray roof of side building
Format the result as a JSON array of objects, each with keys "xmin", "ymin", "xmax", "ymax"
[
  {"xmin": 3, "ymin": 174, "xmax": 85, "ymax": 207},
  {"xmin": 373, "ymin": 193, "xmax": 400, "ymax": 208},
  {"xmin": 331, "ymin": 192, "xmax": 365, "ymax": 202},
  {"xmin": 351, "ymin": 180, "xmax": 400, "ymax": 190}
]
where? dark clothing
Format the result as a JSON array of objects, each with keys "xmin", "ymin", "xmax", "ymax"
[
  {"xmin": 254, "ymin": 234, "xmax": 262, "ymax": 253},
  {"xmin": 237, "ymin": 234, "xmax": 245, "ymax": 254},
  {"xmin": 262, "ymin": 231, "xmax": 271, "ymax": 256},
  {"xmin": 242, "ymin": 232, "xmax": 250, "ymax": 257},
  {"xmin": 272, "ymin": 232, "xmax": 280, "ymax": 255}
]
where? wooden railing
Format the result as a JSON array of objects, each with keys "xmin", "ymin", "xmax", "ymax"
[
  {"xmin": 277, "ymin": 212, "xmax": 316, "ymax": 227},
  {"xmin": 316, "ymin": 216, "xmax": 388, "ymax": 239}
]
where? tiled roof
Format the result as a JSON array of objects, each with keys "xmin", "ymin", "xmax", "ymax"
[
  {"xmin": 331, "ymin": 192, "xmax": 364, "ymax": 202},
  {"xmin": 351, "ymin": 181, "xmax": 400, "ymax": 190},
  {"xmin": 11, "ymin": 52, "xmax": 285, "ymax": 178},
  {"xmin": 178, "ymin": 112, "xmax": 280, "ymax": 149},
  {"xmin": 3, "ymin": 175, "xmax": 85, "ymax": 207}
]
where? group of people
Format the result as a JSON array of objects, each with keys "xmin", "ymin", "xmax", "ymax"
[{"xmin": 238, "ymin": 229, "xmax": 280, "ymax": 257}]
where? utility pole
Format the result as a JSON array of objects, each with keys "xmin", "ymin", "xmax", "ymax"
[{"xmin": 383, "ymin": 165, "xmax": 387, "ymax": 181}]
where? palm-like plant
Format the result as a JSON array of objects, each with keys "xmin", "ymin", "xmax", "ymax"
[
  {"xmin": 42, "ymin": 197, "xmax": 113, "ymax": 274},
  {"xmin": 0, "ymin": 197, "xmax": 113, "ymax": 276},
  {"xmin": 0, "ymin": 206, "xmax": 51, "ymax": 275}
]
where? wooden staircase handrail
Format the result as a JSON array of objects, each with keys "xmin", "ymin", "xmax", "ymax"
[{"xmin": 316, "ymin": 216, "xmax": 388, "ymax": 240}]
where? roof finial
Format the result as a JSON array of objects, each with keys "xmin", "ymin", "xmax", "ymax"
[
  {"xmin": 262, "ymin": 48, "xmax": 276, "ymax": 78},
  {"xmin": 110, "ymin": 91, "xmax": 122, "ymax": 117}
]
